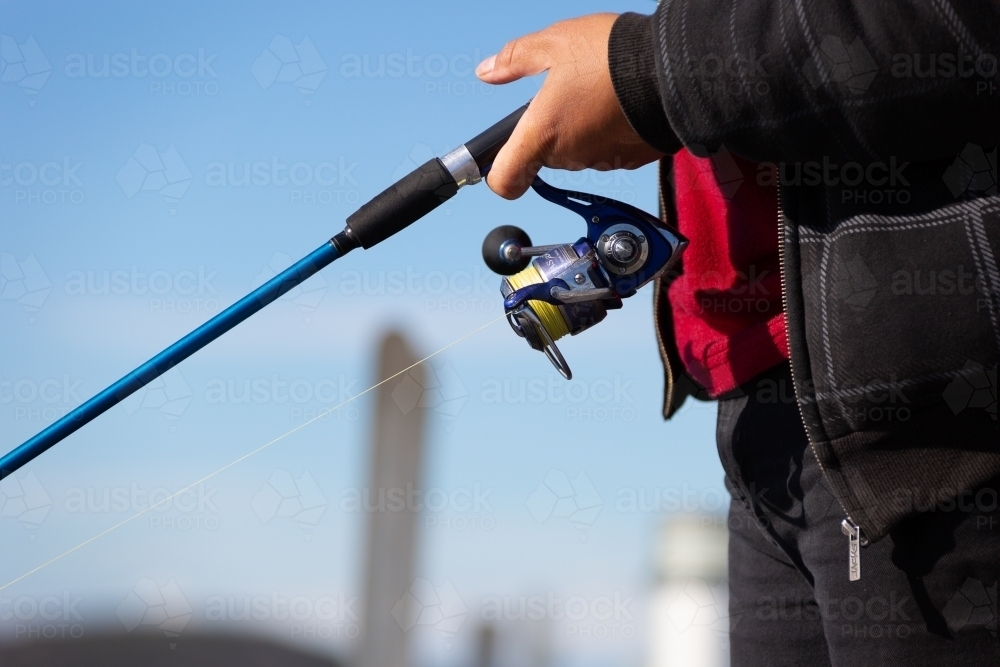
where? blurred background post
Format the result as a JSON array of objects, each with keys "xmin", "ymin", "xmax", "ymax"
[{"xmin": 359, "ymin": 332, "xmax": 425, "ymax": 667}]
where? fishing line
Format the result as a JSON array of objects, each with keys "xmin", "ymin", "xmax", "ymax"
[{"xmin": 0, "ymin": 315, "xmax": 504, "ymax": 593}]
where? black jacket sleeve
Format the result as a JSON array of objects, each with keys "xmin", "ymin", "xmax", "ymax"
[
  {"xmin": 608, "ymin": 13, "xmax": 683, "ymax": 155},
  {"xmin": 608, "ymin": 2, "xmax": 1000, "ymax": 163}
]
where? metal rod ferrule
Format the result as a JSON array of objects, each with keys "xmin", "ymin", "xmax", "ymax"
[{"xmin": 440, "ymin": 145, "xmax": 482, "ymax": 188}]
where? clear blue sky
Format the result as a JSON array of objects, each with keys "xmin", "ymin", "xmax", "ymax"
[{"xmin": 0, "ymin": 2, "xmax": 723, "ymax": 665}]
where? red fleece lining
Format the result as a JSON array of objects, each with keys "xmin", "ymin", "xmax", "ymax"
[{"xmin": 668, "ymin": 149, "xmax": 789, "ymax": 398}]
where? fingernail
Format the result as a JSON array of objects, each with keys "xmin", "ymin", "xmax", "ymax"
[{"xmin": 476, "ymin": 55, "xmax": 496, "ymax": 77}]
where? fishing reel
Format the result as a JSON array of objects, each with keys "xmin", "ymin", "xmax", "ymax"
[{"xmin": 483, "ymin": 177, "xmax": 687, "ymax": 380}]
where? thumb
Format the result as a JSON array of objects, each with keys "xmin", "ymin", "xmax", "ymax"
[{"xmin": 477, "ymin": 31, "xmax": 553, "ymax": 84}]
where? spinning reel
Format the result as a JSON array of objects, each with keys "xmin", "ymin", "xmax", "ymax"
[{"xmin": 483, "ymin": 178, "xmax": 688, "ymax": 379}]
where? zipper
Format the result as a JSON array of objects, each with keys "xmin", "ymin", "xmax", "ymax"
[
  {"xmin": 653, "ymin": 279, "xmax": 676, "ymax": 418},
  {"xmin": 654, "ymin": 158, "xmax": 677, "ymax": 418},
  {"xmin": 841, "ymin": 517, "xmax": 862, "ymax": 581},
  {"xmin": 776, "ymin": 184, "xmax": 868, "ymax": 581}
]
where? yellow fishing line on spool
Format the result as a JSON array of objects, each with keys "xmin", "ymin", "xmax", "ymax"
[{"xmin": 506, "ymin": 263, "xmax": 570, "ymax": 341}]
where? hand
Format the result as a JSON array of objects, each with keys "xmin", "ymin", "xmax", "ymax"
[{"xmin": 476, "ymin": 13, "xmax": 663, "ymax": 199}]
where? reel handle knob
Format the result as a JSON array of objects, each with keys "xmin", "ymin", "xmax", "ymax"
[{"xmin": 482, "ymin": 225, "xmax": 532, "ymax": 276}]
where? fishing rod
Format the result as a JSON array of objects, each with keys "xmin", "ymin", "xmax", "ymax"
[{"xmin": 1, "ymin": 102, "xmax": 686, "ymax": 480}]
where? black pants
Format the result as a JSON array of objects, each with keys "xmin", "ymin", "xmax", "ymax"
[{"xmin": 718, "ymin": 362, "xmax": 999, "ymax": 667}]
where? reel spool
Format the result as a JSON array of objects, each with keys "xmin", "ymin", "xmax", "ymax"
[{"xmin": 482, "ymin": 177, "xmax": 688, "ymax": 379}]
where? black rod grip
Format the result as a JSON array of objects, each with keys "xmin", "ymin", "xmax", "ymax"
[
  {"xmin": 344, "ymin": 102, "xmax": 529, "ymax": 249},
  {"xmin": 346, "ymin": 158, "xmax": 458, "ymax": 249},
  {"xmin": 465, "ymin": 102, "xmax": 529, "ymax": 169}
]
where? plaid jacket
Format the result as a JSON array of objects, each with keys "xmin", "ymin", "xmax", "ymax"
[{"xmin": 609, "ymin": 1, "xmax": 999, "ymax": 542}]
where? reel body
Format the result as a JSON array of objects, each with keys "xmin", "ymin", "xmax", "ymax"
[{"xmin": 483, "ymin": 177, "xmax": 688, "ymax": 379}]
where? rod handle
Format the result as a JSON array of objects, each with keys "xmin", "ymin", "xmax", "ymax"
[
  {"xmin": 346, "ymin": 158, "xmax": 458, "ymax": 249},
  {"xmin": 345, "ymin": 102, "xmax": 530, "ymax": 249},
  {"xmin": 466, "ymin": 102, "xmax": 529, "ymax": 169}
]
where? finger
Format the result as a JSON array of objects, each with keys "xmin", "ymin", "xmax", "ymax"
[
  {"xmin": 477, "ymin": 29, "xmax": 554, "ymax": 84},
  {"xmin": 486, "ymin": 101, "xmax": 553, "ymax": 199}
]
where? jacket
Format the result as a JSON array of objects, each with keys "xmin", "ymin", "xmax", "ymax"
[{"xmin": 607, "ymin": 2, "xmax": 1000, "ymax": 543}]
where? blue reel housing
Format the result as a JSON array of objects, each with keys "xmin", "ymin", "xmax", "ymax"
[{"xmin": 486, "ymin": 176, "xmax": 688, "ymax": 379}]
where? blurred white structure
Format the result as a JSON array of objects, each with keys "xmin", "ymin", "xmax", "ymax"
[{"xmin": 648, "ymin": 513, "xmax": 730, "ymax": 667}]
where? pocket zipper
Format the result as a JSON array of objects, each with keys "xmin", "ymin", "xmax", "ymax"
[
  {"xmin": 841, "ymin": 518, "xmax": 863, "ymax": 581},
  {"xmin": 777, "ymin": 184, "xmax": 867, "ymax": 581}
]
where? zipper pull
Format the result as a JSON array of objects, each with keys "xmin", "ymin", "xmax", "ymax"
[{"xmin": 841, "ymin": 518, "xmax": 863, "ymax": 581}]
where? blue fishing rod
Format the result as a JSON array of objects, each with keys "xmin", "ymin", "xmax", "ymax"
[
  {"xmin": 0, "ymin": 105, "xmax": 529, "ymax": 480},
  {"xmin": 2, "ymin": 101, "xmax": 688, "ymax": 480}
]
